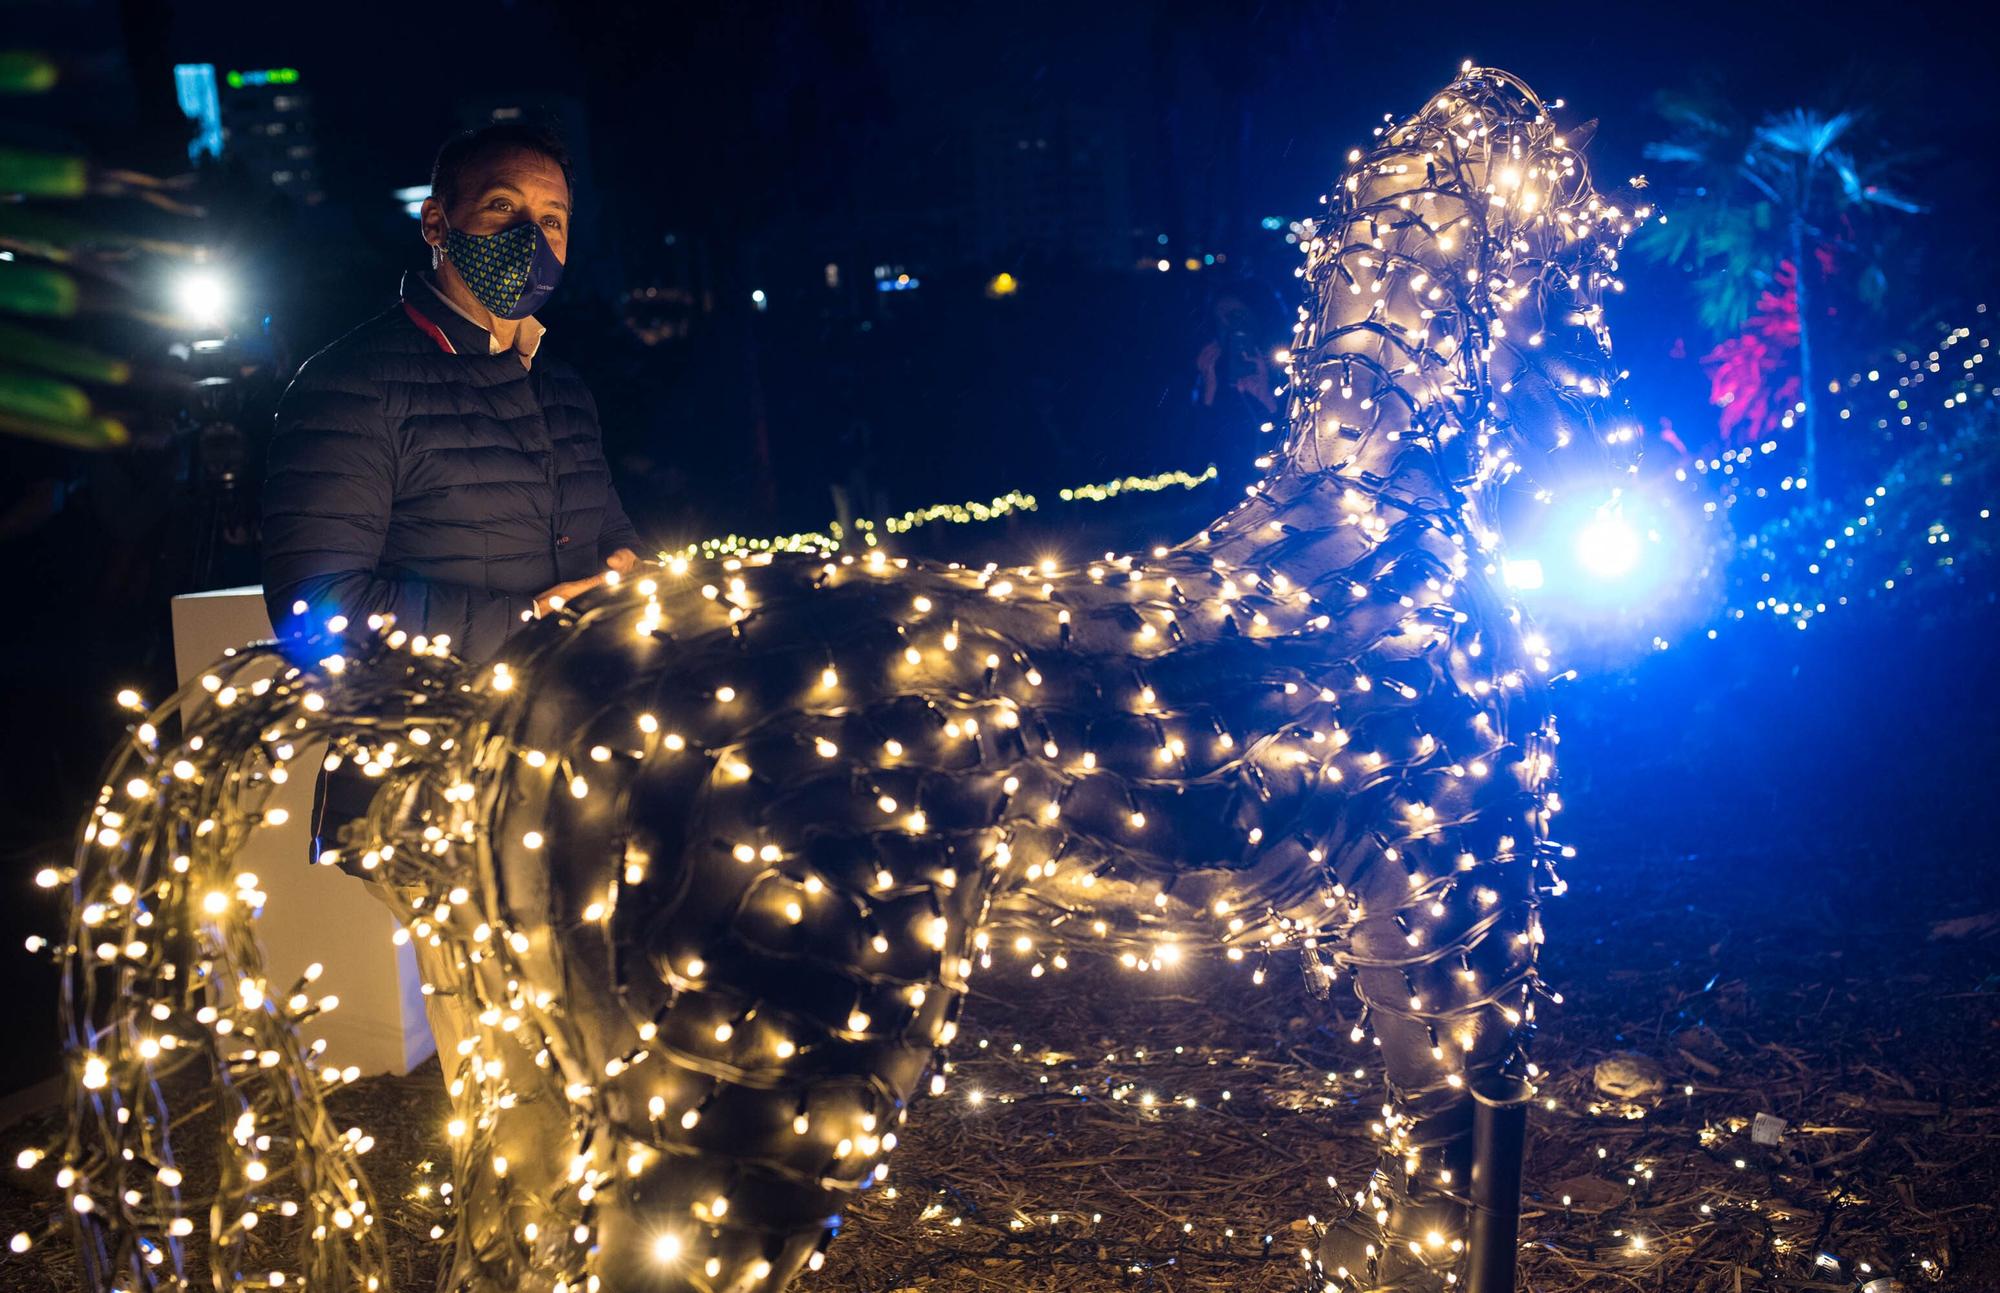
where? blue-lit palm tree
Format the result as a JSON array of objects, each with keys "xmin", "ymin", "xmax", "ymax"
[{"xmin": 1638, "ymin": 92, "xmax": 1921, "ymax": 492}]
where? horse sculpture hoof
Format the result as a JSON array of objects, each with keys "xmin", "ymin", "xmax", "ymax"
[
  {"xmin": 1314, "ymin": 1108, "xmax": 1477, "ymax": 1292},
  {"xmin": 1315, "ymin": 1177, "xmax": 1474, "ymax": 1291}
]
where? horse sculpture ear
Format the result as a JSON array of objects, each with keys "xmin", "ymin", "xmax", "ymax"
[{"xmin": 1564, "ymin": 118, "xmax": 1599, "ymax": 150}]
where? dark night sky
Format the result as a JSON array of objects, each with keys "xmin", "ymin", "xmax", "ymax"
[{"xmin": 150, "ymin": 0, "xmax": 1998, "ymax": 271}]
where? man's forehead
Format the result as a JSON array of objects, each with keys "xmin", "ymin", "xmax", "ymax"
[{"xmin": 463, "ymin": 150, "xmax": 570, "ymax": 203}]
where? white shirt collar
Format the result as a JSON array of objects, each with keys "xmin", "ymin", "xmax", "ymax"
[{"xmin": 422, "ymin": 276, "xmax": 545, "ymax": 360}]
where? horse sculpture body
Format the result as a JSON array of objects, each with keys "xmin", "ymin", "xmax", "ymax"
[{"xmin": 54, "ymin": 66, "xmax": 1643, "ymax": 1293}]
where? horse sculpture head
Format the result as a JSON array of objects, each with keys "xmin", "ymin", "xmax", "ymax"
[
  {"xmin": 1278, "ymin": 67, "xmax": 1640, "ymax": 528},
  {"xmin": 53, "ymin": 64, "xmax": 1641, "ymax": 1293}
]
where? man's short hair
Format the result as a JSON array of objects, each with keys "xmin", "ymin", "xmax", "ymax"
[{"xmin": 429, "ymin": 122, "xmax": 574, "ymax": 211}]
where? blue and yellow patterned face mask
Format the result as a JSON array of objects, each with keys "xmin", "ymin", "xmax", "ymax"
[{"xmin": 441, "ymin": 217, "xmax": 564, "ymax": 321}]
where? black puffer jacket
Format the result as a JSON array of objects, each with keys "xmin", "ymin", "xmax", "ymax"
[{"xmin": 262, "ymin": 272, "xmax": 640, "ymax": 663}]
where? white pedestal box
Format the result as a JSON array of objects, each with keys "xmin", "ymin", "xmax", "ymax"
[{"xmin": 169, "ymin": 587, "xmax": 435, "ymax": 1076}]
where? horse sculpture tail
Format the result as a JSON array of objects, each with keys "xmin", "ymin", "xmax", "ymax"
[{"xmin": 51, "ymin": 629, "xmax": 475, "ymax": 1289}]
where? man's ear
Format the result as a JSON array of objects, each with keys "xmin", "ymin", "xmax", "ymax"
[{"xmin": 419, "ymin": 196, "xmax": 448, "ymax": 251}]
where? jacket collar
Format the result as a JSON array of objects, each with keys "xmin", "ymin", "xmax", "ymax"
[{"xmin": 398, "ymin": 271, "xmax": 545, "ymax": 361}]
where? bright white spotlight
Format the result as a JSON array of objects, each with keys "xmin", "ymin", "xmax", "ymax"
[
  {"xmin": 1575, "ymin": 510, "xmax": 1640, "ymax": 579},
  {"xmin": 173, "ymin": 269, "xmax": 232, "ymax": 327},
  {"xmin": 1501, "ymin": 558, "xmax": 1545, "ymax": 590}
]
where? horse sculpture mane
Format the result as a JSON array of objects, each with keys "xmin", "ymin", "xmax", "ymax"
[{"xmin": 53, "ymin": 64, "xmax": 1643, "ymax": 1293}]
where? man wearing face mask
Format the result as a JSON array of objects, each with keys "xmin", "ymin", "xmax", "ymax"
[
  {"xmin": 262, "ymin": 121, "xmax": 641, "ymax": 667},
  {"xmin": 262, "ymin": 123, "xmax": 642, "ymax": 874}
]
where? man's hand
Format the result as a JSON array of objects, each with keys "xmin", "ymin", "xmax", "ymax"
[
  {"xmin": 532, "ymin": 552, "xmax": 643, "ymax": 618},
  {"xmin": 532, "ymin": 573, "xmax": 607, "ymax": 618}
]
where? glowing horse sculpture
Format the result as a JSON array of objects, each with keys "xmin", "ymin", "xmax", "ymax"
[{"xmin": 55, "ymin": 66, "xmax": 1643, "ymax": 1293}]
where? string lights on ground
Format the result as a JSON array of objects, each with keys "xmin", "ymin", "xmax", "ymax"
[
  {"xmin": 36, "ymin": 63, "xmax": 1645, "ymax": 1293},
  {"xmin": 680, "ymin": 466, "xmax": 1219, "ymax": 562}
]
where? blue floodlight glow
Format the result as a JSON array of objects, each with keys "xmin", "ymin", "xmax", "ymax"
[
  {"xmin": 1575, "ymin": 509, "xmax": 1642, "ymax": 579},
  {"xmin": 1496, "ymin": 476, "xmax": 1744, "ymax": 672},
  {"xmin": 1499, "ymin": 485, "xmax": 1713, "ymax": 664},
  {"xmin": 1509, "ymin": 492, "xmax": 1668, "ymax": 608}
]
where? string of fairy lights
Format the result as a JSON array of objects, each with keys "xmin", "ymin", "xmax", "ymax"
[
  {"xmin": 1548, "ymin": 306, "xmax": 2000, "ymax": 654},
  {"xmin": 680, "ymin": 467, "xmax": 1219, "ymax": 562},
  {"xmin": 716, "ymin": 315, "xmax": 1996, "ymax": 1286},
  {"xmin": 1694, "ymin": 309, "xmax": 1994, "ymax": 633}
]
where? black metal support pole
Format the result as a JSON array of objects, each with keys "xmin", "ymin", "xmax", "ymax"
[{"xmin": 1466, "ymin": 1073, "xmax": 1533, "ymax": 1293}]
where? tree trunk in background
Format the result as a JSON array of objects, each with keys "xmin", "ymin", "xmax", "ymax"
[{"xmin": 1790, "ymin": 213, "xmax": 1818, "ymax": 497}]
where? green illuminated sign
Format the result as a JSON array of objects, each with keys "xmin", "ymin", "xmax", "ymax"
[{"xmin": 224, "ymin": 68, "xmax": 300, "ymax": 89}]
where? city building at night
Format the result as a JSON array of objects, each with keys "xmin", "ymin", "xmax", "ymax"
[{"xmin": 172, "ymin": 63, "xmax": 324, "ymax": 204}]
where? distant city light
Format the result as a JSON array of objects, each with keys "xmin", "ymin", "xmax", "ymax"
[
  {"xmin": 392, "ymin": 185, "xmax": 430, "ymax": 219},
  {"xmin": 1155, "ymin": 259, "xmax": 1171, "ymax": 272},
  {"xmin": 750, "ymin": 289, "xmax": 767, "ymax": 311},
  {"xmin": 172, "ymin": 64, "xmax": 223, "ymax": 162},
  {"xmin": 985, "ymin": 272, "xmax": 1018, "ymax": 299},
  {"xmin": 224, "ymin": 67, "xmax": 300, "ymax": 89},
  {"xmin": 1260, "ymin": 215, "xmax": 1284, "ymax": 230}
]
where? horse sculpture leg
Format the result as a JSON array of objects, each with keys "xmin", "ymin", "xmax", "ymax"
[
  {"xmin": 1467, "ymin": 1074, "xmax": 1532, "ymax": 1293},
  {"xmin": 1316, "ymin": 760, "xmax": 1544, "ymax": 1291}
]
